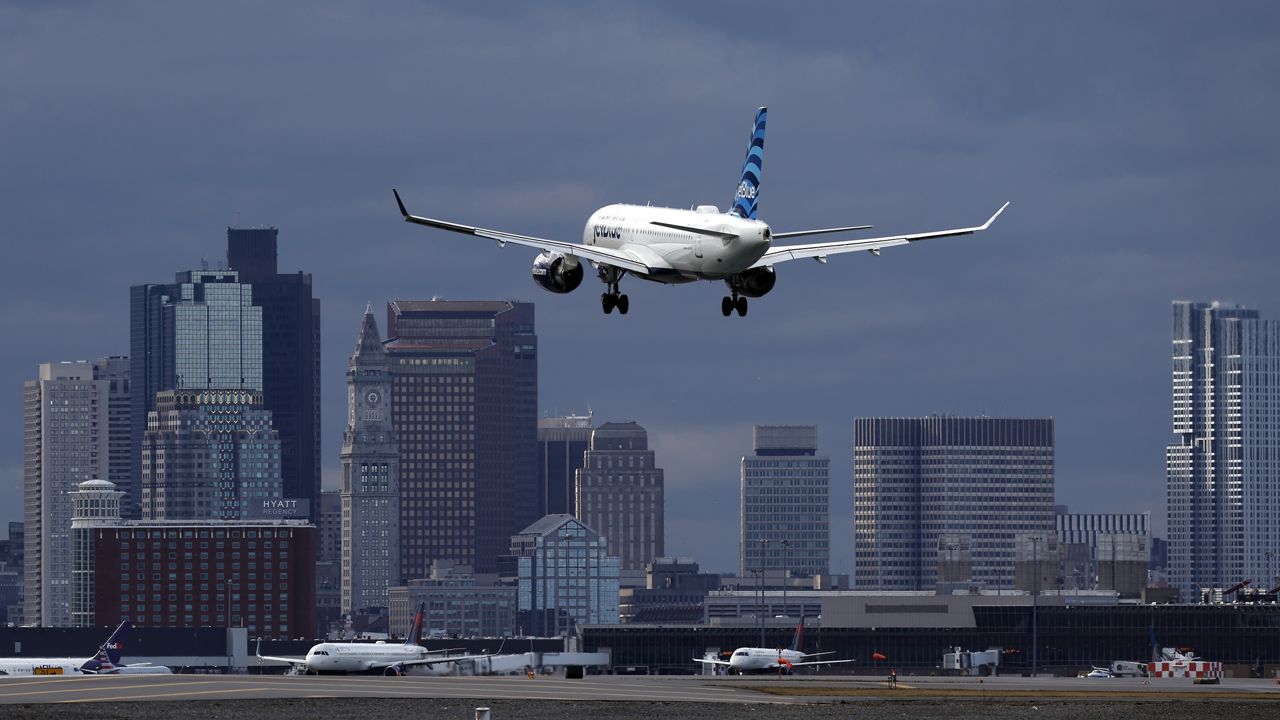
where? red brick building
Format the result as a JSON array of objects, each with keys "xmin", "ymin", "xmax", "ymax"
[{"xmin": 90, "ymin": 521, "xmax": 314, "ymax": 639}]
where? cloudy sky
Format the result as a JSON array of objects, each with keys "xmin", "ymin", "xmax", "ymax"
[{"xmin": 3, "ymin": 1, "xmax": 1277, "ymax": 574}]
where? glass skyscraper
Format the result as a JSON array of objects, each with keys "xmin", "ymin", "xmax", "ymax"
[
  {"xmin": 512, "ymin": 514, "xmax": 619, "ymax": 635},
  {"xmin": 130, "ymin": 269, "xmax": 262, "ymax": 516},
  {"xmin": 1167, "ymin": 301, "xmax": 1280, "ymax": 598},
  {"xmin": 854, "ymin": 417, "xmax": 1056, "ymax": 590}
]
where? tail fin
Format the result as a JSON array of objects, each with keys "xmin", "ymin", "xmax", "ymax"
[
  {"xmin": 729, "ymin": 107, "xmax": 767, "ymax": 219},
  {"xmin": 404, "ymin": 602, "xmax": 425, "ymax": 646},
  {"xmin": 80, "ymin": 621, "xmax": 132, "ymax": 673},
  {"xmin": 788, "ymin": 615, "xmax": 805, "ymax": 652}
]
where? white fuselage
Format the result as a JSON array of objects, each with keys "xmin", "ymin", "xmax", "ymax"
[
  {"xmin": 726, "ymin": 647, "xmax": 806, "ymax": 673},
  {"xmin": 0, "ymin": 658, "xmax": 84, "ymax": 677},
  {"xmin": 302, "ymin": 642, "xmax": 448, "ymax": 675},
  {"xmin": 583, "ymin": 204, "xmax": 771, "ymax": 283}
]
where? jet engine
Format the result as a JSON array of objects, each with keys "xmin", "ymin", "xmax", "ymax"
[
  {"xmin": 531, "ymin": 252, "xmax": 584, "ymax": 294},
  {"xmin": 726, "ymin": 266, "xmax": 776, "ymax": 298}
]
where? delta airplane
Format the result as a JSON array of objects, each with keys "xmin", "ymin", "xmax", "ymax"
[
  {"xmin": 394, "ymin": 107, "xmax": 1007, "ymax": 317},
  {"xmin": 0, "ymin": 621, "xmax": 171, "ymax": 676},
  {"xmin": 257, "ymin": 603, "xmax": 495, "ymax": 676},
  {"xmin": 694, "ymin": 618, "xmax": 853, "ymax": 675}
]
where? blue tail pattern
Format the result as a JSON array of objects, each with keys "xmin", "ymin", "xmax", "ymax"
[{"xmin": 730, "ymin": 107, "xmax": 767, "ymax": 219}]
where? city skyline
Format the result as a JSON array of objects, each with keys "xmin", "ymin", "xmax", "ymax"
[{"xmin": 3, "ymin": 3, "xmax": 1279, "ymax": 575}]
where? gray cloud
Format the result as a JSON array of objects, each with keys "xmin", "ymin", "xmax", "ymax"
[{"xmin": 3, "ymin": 1, "xmax": 1278, "ymax": 572}]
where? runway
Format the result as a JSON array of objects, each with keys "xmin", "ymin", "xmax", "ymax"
[
  {"xmin": 2, "ymin": 672, "xmax": 1279, "ymax": 706},
  {"xmin": 0, "ymin": 673, "xmax": 801, "ymax": 705}
]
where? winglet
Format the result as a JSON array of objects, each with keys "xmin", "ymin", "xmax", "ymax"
[
  {"xmin": 981, "ymin": 202, "xmax": 1010, "ymax": 230},
  {"xmin": 393, "ymin": 188, "xmax": 409, "ymax": 219}
]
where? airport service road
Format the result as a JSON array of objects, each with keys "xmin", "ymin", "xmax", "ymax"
[{"xmin": 0, "ymin": 673, "xmax": 800, "ymax": 705}]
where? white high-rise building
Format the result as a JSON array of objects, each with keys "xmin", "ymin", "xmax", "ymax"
[
  {"xmin": 340, "ymin": 308, "xmax": 401, "ymax": 612},
  {"xmin": 1167, "ymin": 301, "xmax": 1280, "ymax": 598},
  {"xmin": 24, "ymin": 359, "xmax": 128, "ymax": 626},
  {"xmin": 740, "ymin": 425, "xmax": 830, "ymax": 579}
]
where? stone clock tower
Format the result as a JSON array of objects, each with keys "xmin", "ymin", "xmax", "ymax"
[{"xmin": 340, "ymin": 306, "xmax": 400, "ymax": 613}]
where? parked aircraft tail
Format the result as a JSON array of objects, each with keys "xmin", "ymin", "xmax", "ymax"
[
  {"xmin": 730, "ymin": 107, "xmax": 767, "ymax": 220},
  {"xmin": 405, "ymin": 601, "xmax": 426, "ymax": 646},
  {"xmin": 788, "ymin": 615, "xmax": 805, "ymax": 653},
  {"xmin": 79, "ymin": 621, "xmax": 133, "ymax": 673}
]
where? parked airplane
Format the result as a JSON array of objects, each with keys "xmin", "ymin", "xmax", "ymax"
[
  {"xmin": 0, "ymin": 621, "xmax": 171, "ymax": 676},
  {"xmin": 694, "ymin": 618, "xmax": 853, "ymax": 675},
  {"xmin": 394, "ymin": 107, "xmax": 1006, "ymax": 317},
  {"xmin": 257, "ymin": 603, "xmax": 498, "ymax": 676}
]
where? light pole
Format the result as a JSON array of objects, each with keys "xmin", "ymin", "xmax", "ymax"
[
  {"xmin": 1030, "ymin": 535, "xmax": 1041, "ymax": 677},
  {"xmin": 781, "ymin": 539, "xmax": 791, "ymax": 619},
  {"xmin": 752, "ymin": 538, "xmax": 762, "ymax": 645}
]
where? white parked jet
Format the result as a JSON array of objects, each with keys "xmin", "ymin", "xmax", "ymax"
[
  {"xmin": 694, "ymin": 619, "xmax": 853, "ymax": 675},
  {"xmin": 257, "ymin": 603, "xmax": 496, "ymax": 676},
  {"xmin": 0, "ymin": 622, "xmax": 171, "ymax": 676},
  {"xmin": 394, "ymin": 107, "xmax": 1006, "ymax": 316}
]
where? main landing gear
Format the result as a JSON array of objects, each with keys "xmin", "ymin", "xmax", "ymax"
[
  {"xmin": 599, "ymin": 266, "xmax": 628, "ymax": 315},
  {"xmin": 601, "ymin": 290, "xmax": 629, "ymax": 315},
  {"xmin": 721, "ymin": 292, "xmax": 748, "ymax": 317}
]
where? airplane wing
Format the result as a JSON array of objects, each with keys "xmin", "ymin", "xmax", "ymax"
[
  {"xmin": 790, "ymin": 658, "xmax": 856, "ymax": 667},
  {"xmin": 254, "ymin": 639, "xmax": 307, "ymax": 667},
  {"xmin": 394, "ymin": 189, "xmax": 653, "ymax": 275},
  {"xmin": 692, "ymin": 657, "xmax": 732, "ymax": 666},
  {"xmin": 370, "ymin": 653, "xmax": 495, "ymax": 670},
  {"xmin": 256, "ymin": 652, "xmax": 308, "ymax": 666},
  {"xmin": 751, "ymin": 202, "xmax": 1008, "ymax": 268}
]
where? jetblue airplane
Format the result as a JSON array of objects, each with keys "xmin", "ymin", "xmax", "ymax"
[
  {"xmin": 694, "ymin": 618, "xmax": 853, "ymax": 675},
  {"xmin": 394, "ymin": 107, "xmax": 1007, "ymax": 316},
  {"xmin": 0, "ymin": 622, "xmax": 171, "ymax": 676}
]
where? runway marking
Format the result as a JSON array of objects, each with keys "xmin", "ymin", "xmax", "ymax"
[{"xmin": 58, "ymin": 686, "xmax": 280, "ymax": 703}]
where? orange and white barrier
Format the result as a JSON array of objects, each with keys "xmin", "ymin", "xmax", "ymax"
[{"xmin": 1147, "ymin": 661, "xmax": 1223, "ymax": 679}]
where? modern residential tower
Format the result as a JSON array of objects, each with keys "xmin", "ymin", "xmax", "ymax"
[
  {"xmin": 1167, "ymin": 301, "xmax": 1280, "ymax": 597},
  {"xmin": 23, "ymin": 359, "xmax": 131, "ymax": 626}
]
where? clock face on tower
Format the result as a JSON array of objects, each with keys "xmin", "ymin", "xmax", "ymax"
[{"xmin": 366, "ymin": 390, "xmax": 380, "ymax": 405}]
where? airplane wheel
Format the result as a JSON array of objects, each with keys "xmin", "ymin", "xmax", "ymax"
[
  {"xmin": 601, "ymin": 293, "xmax": 614, "ymax": 314},
  {"xmin": 617, "ymin": 294, "xmax": 629, "ymax": 315},
  {"xmin": 736, "ymin": 297, "xmax": 748, "ymax": 316},
  {"xmin": 721, "ymin": 297, "xmax": 732, "ymax": 316}
]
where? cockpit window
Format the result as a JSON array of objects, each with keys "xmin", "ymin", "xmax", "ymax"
[{"xmin": 734, "ymin": 650, "xmax": 749, "ymax": 657}]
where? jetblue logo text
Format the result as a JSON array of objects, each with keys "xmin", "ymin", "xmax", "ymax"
[{"xmin": 736, "ymin": 181, "xmax": 757, "ymax": 200}]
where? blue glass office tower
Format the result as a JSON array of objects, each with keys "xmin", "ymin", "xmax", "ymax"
[{"xmin": 130, "ymin": 269, "xmax": 263, "ymax": 517}]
